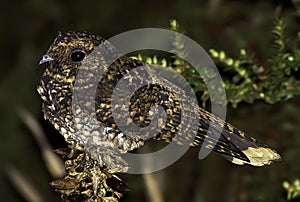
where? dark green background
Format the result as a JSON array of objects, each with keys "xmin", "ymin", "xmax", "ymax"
[{"xmin": 0, "ymin": 0, "xmax": 299, "ymax": 201}]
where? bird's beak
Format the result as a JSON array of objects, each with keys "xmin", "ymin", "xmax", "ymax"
[{"xmin": 39, "ymin": 54, "xmax": 54, "ymax": 65}]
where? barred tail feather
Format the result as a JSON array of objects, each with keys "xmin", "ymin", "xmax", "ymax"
[
  {"xmin": 221, "ymin": 146, "xmax": 281, "ymax": 166},
  {"xmin": 193, "ymin": 109, "xmax": 281, "ymax": 166},
  {"xmin": 218, "ymin": 122, "xmax": 281, "ymax": 166}
]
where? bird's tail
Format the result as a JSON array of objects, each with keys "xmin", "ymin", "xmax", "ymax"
[{"xmin": 191, "ymin": 108, "xmax": 281, "ymax": 166}]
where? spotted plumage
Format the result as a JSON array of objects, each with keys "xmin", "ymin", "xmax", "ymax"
[{"xmin": 38, "ymin": 31, "xmax": 281, "ymax": 172}]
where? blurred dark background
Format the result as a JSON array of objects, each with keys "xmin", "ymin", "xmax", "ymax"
[{"xmin": 1, "ymin": 0, "xmax": 300, "ymax": 201}]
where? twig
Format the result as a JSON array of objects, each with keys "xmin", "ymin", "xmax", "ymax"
[
  {"xmin": 6, "ymin": 165, "xmax": 43, "ymax": 202},
  {"xmin": 143, "ymin": 173, "xmax": 164, "ymax": 202},
  {"xmin": 17, "ymin": 106, "xmax": 65, "ymax": 178}
]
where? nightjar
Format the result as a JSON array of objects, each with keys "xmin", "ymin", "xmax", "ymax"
[{"xmin": 37, "ymin": 31, "xmax": 281, "ymax": 172}]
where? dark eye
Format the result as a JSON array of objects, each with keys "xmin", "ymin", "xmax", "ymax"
[{"xmin": 70, "ymin": 50, "xmax": 86, "ymax": 62}]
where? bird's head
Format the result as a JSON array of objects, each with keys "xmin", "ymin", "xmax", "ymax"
[
  {"xmin": 37, "ymin": 31, "xmax": 105, "ymax": 103},
  {"xmin": 39, "ymin": 31, "xmax": 104, "ymax": 80}
]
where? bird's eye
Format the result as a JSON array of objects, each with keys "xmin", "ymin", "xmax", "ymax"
[{"xmin": 70, "ymin": 50, "xmax": 86, "ymax": 62}]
